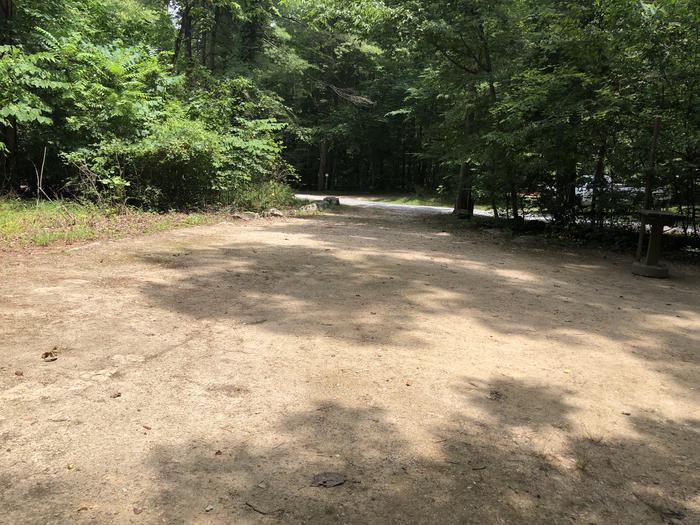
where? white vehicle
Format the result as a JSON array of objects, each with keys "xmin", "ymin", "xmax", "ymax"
[{"xmin": 575, "ymin": 177, "xmax": 670, "ymax": 208}]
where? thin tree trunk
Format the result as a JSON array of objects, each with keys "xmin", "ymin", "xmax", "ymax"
[
  {"xmin": 1, "ymin": 0, "xmax": 14, "ymax": 189},
  {"xmin": 510, "ymin": 188, "xmax": 519, "ymax": 221},
  {"xmin": 591, "ymin": 135, "xmax": 608, "ymax": 228},
  {"xmin": 317, "ymin": 141, "xmax": 328, "ymax": 191},
  {"xmin": 183, "ymin": 4, "xmax": 193, "ymax": 65},
  {"xmin": 2, "ymin": 116, "xmax": 17, "ymax": 190}
]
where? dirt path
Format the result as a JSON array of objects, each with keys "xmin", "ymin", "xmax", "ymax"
[{"xmin": 1, "ymin": 207, "xmax": 699, "ymax": 524}]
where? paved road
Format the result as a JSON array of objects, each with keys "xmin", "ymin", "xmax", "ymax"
[{"xmin": 296, "ymin": 193, "xmax": 494, "ymax": 217}]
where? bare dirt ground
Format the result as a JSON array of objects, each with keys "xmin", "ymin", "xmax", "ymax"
[{"xmin": 1, "ymin": 206, "xmax": 699, "ymax": 524}]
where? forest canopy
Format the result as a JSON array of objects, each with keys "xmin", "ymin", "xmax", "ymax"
[{"xmin": 0, "ymin": 0, "xmax": 698, "ymax": 232}]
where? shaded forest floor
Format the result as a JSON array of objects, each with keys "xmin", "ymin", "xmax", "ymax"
[{"xmin": 1, "ymin": 206, "xmax": 699, "ymax": 524}]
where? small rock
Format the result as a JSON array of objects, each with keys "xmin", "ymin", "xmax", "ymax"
[
  {"xmin": 264, "ymin": 208, "xmax": 285, "ymax": 218},
  {"xmin": 205, "ymin": 505, "xmax": 214, "ymax": 513},
  {"xmin": 14, "ymin": 371, "xmax": 23, "ymax": 377},
  {"xmin": 300, "ymin": 203, "xmax": 320, "ymax": 213},
  {"xmin": 312, "ymin": 472, "xmax": 346, "ymax": 488},
  {"xmin": 323, "ymin": 196, "xmax": 341, "ymax": 206},
  {"xmin": 215, "ymin": 450, "xmax": 223, "ymax": 456},
  {"xmin": 110, "ymin": 392, "xmax": 122, "ymax": 399},
  {"xmin": 133, "ymin": 507, "xmax": 143, "ymax": 515}
]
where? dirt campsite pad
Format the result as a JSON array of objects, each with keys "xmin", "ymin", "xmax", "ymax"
[{"xmin": 1, "ymin": 206, "xmax": 699, "ymax": 524}]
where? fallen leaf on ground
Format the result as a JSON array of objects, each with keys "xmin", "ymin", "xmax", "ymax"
[
  {"xmin": 215, "ymin": 450, "xmax": 223, "ymax": 456},
  {"xmin": 133, "ymin": 507, "xmax": 143, "ymax": 515},
  {"xmin": 142, "ymin": 425, "xmax": 152, "ymax": 431},
  {"xmin": 14, "ymin": 371, "xmax": 23, "ymax": 377},
  {"xmin": 110, "ymin": 392, "xmax": 122, "ymax": 399},
  {"xmin": 489, "ymin": 390, "xmax": 503, "ymax": 401},
  {"xmin": 42, "ymin": 351, "xmax": 58, "ymax": 362}
]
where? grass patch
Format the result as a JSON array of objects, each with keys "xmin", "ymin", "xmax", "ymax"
[
  {"xmin": 370, "ymin": 194, "xmax": 455, "ymax": 207},
  {"xmin": 0, "ymin": 198, "xmax": 221, "ymax": 251},
  {"xmin": 31, "ymin": 225, "xmax": 98, "ymax": 246}
]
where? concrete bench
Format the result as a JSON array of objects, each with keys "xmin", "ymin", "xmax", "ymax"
[{"xmin": 632, "ymin": 210, "xmax": 683, "ymax": 278}]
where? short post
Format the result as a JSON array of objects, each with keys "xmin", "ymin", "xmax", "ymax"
[{"xmin": 632, "ymin": 210, "xmax": 682, "ymax": 278}]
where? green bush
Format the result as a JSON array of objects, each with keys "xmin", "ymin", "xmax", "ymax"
[
  {"xmin": 228, "ymin": 180, "xmax": 297, "ymax": 212},
  {"xmin": 64, "ymin": 113, "xmax": 292, "ymax": 209}
]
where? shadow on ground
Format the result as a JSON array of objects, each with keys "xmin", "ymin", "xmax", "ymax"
[
  {"xmin": 137, "ymin": 211, "xmax": 700, "ymax": 395},
  {"xmin": 147, "ymin": 378, "xmax": 699, "ymax": 524}
]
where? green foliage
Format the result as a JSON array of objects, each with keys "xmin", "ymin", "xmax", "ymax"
[
  {"xmin": 63, "ymin": 112, "xmax": 288, "ymax": 208},
  {"xmin": 1, "ymin": 0, "xmax": 698, "ymax": 235},
  {"xmin": 0, "ymin": 45, "xmax": 64, "ymax": 151}
]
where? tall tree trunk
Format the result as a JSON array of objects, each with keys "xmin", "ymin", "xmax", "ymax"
[
  {"xmin": 555, "ymin": 158, "xmax": 578, "ymax": 224},
  {"xmin": 490, "ymin": 192, "xmax": 499, "ymax": 220},
  {"xmin": 454, "ymin": 162, "xmax": 474, "ymax": 217},
  {"xmin": 183, "ymin": 4, "xmax": 193, "ymax": 65},
  {"xmin": 206, "ymin": 6, "xmax": 219, "ymax": 71},
  {"xmin": 0, "ymin": 0, "xmax": 12, "ymax": 38},
  {"xmin": 199, "ymin": 5, "xmax": 207, "ymax": 65},
  {"xmin": 173, "ymin": 3, "xmax": 193, "ymax": 67},
  {"xmin": 1, "ymin": 0, "xmax": 15, "ymax": 189},
  {"xmin": 636, "ymin": 115, "xmax": 662, "ymax": 261},
  {"xmin": 317, "ymin": 141, "xmax": 329, "ymax": 191}
]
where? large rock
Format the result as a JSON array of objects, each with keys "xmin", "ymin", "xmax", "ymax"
[
  {"xmin": 300, "ymin": 203, "xmax": 321, "ymax": 213},
  {"xmin": 323, "ymin": 196, "xmax": 341, "ymax": 206}
]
